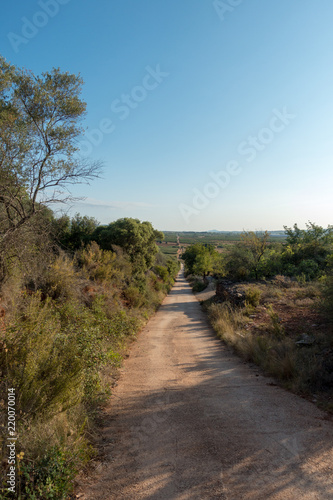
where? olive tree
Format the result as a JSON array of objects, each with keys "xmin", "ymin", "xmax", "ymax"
[{"xmin": 0, "ymin": 56, "xmax": 101, "ymax": 246}]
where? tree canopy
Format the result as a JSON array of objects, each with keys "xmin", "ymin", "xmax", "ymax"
[
  {"xmin": 55, "ymin": 213, "xmax": 99, "ymax": 251},
  {"xmin": 93, "ymin": 218, "xmax": 164, "ymax": 274},
  {"xmin": 0, "ymin": 56, "xmax": 101, "ymax": 245},
  {"xmin": 182, "ymin": 243, "xmax": 218, "ymax": 281},
  {"xmin": 282, "ymin": 222, "xmax": 333, "ymax": 278}
]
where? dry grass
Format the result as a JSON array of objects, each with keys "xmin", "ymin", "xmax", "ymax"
[
  {"xmin": 208, "ymin": 302, "xmax": 296, "ymax": 381},
  {"xmin": 205, "ymin": 279, "xmax": 333, "ymax": 410},
  {"xmin": 0, "ymin": 244, "xmax": 179, "ymax": 497}
]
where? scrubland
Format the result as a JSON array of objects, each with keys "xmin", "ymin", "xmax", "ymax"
[
  {"xmin": 184, "ymin": 224, "xmax": 333, "ymax": 413},
  {"xmin": 0, "ymin": 216, "xmax": 179, "ymax": 498}
]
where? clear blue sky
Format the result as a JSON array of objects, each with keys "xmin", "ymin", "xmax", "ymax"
[{"xmin": 1, "ymin": 0, "xmax": 333, "ymax": 231}]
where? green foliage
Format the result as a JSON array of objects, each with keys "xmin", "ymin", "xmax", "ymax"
[
  {"xmin": 0, "ymin": 204, "xmax": 56, "ymax": 284},
  {"xmin": 0, "ymin": 225, "xmax": 169, "ymax": 496},
  {"xmin": 0, "ymin": 57, "xmax": 101, "ymax": 248},
  {"xmin": 154, "ymin": 265, "xmax": 169, "ymax": 282},
  {"xmin": 223, "ymin": 223, "xmax": 333, "ymax": 282},
  {"xmin": 76, "ymin": 241, "xmax": 131, "ymax": 285},
  {"xmin": 55, "ymin": 214, "xmax": 99, "ymax": 251},
  {"xmin": 193, "ymin": 252, "xmax": 214, "ymax": 281},
  {"xmin": 257, "ymin": 246, "xmax": 284, "ymax": 278},
  {"xmin": 42, "ymin": 252, "xmax": 81, "ymax": 301},
  {"xmin": 282, "ymin": 222, "xmax": 333, "ymax": 279},
  {"xmin": 2, "ymin": 294, "xmax": 83, "ymax": 420},
  {"xmin": 240, "ymin": 230, "xmax": 270, "ymax": 280},
  {"xmin": 166, "ymin": 258, "xmax": 180, "ymax": 278},
  {"xmin": 192, "ymin": 279, "xmax": 208, "ymax": 293},
  {"xmin": 297, "ymin": 259, "xmax": 320, "ymax": 281},
  {"xmin": 94, "ymin": 218, "xmax": 163, "ymax": 275},
  {"xmin": 123, "ymin": 285, "xmax": 146, "ymax": 308},
  {"xmin": 183, "ymin": 243, "xmax": 218, "ymax": 281},
  {"xmin": 154, "ymin": 258, "xmax": 180, "ymax": 290},
  {"xmin": 321, "ymin": 272, "xmax": 333, "ymax": 322},
  {"xmin": 19, "ymin": 446, "xmax": 76, "ymax": 499},
  {"xmin": 245, "ymin": 287, "xmax": 262, "ymax": 308},
  {"xmin": 267, "ymin": 304, "xmax": 285, "ymax": 339},
  {"xmin": 284, "ymin": 221, "xmax": 333, "ymax": 247},
  {"xmin": 225, "ymin": 235, "xmax": 278, "ymax": 281},
  {"xmin": 224, "ymin": 244, "xmax": 252, "ymax": 281}
]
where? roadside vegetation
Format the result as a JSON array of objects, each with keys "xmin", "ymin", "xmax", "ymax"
[
  {"xmin": 0, "ymin": 58, "xmax": 179, "ymax": 498},
  {"xmin": 0, "ymin": 213, "xmax": 179, "ymax": 499},
  {"xmin": 183, "ymin": 224, "xmax": 333, "ymax": 412},
  {"xmin": 1, "ymin": 54, "xmax": 332, "ymax": 497}
]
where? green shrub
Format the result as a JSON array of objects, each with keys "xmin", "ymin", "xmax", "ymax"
[
  {"xmin": 321, "ymin": 273, "xmax": 333, "ymax": 322},
  {"xmin": 245, "ymin": 287, "xmax": 262, "ymax": 308},
  {"xmin": 0, "ymin": 221, "xmax": 174, "ymax": 497},
  {"xmin": 192, "ymin": 280, "xmax": 208, "ymax": 293},
  {"xmin": 154, "ymin": 265, "xmax": 169, "ymax": 282},
  {"xmin": 1, "ymin": 294, "xmax": 84, "ymax": 419},
  {"xmin": 297, "ymin": 259, "xmax": 320, "ymax": 281},
  {"xmin": 167, "ymin": 259, "xmax": 180, "ymax": 278},
  {"xmin": 42, "ymin": 254, "xmax": 81, "ymax": 302},
  {"xmin": 19, "ymin": 446, "xmax": 77, "ymax": 499},
  {"xmin": 123, "ymin": 285, "xmax": 145, "ymax": 308},
  {"xmin": 76, "ymin": 242, "xmax": 117, "ymax": 282},
  {"xmin": 150, "ymin": 273, "xmax": 164, "ymax": 292},
  {"xmin": 267, "ymin": 304, "xmax": 285, "ymax": 339}
]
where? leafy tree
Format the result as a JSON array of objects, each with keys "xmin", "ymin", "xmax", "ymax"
[
  {"xmin": 284, "ymin": 222, "xmax": 333, "ymax": 247},
  {"xmin": 240, "ymin": 231, "xmax": 270, "ymax": 280},
  {"xmin": 55, "ymin": 213, "xmax": 99, "ymax": 251},
  {"xmin": 0, "ymin": 56, "xmax": 101, "ymax": 247},
  {"xmin": 94, "ymin": 218, "xmax": 164, "ymax": 274},
  {"xmin": 224, "ymin": 231, "xmax": 270, "ymax": 280},
  {"xmin": 284, "ymin": 222, "xmax": 333, "ymax": 262},
  {"xmin": 182, "ymin": 243, "xmax": 215, "ymax": 275},
  {"xmin": 257, "ymin": 245, "xmax": 284, "ymax": 278},
  {"xmin": 282, "ymin": 222, "xmax": 333, "ymax": 279},
  {"xmin": 224, "ymin": 244, "xmax": 253, "ymax": 281},
  {"xmin": 212, "ymin": 251, "xmax": 225, "ymax": 277},
  {"xmin": 193, "ymin": 251, "xmax": 214, "ymax": 283},
  {"xmin": 183, "ymin": 243, "xmax": 218, "ymax": 282}
]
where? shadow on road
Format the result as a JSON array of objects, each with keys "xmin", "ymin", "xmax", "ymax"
[{"xmin": 78, "ymin": 271, "xmax": 333, "ymax": 500}]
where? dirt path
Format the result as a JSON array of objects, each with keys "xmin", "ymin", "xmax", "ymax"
[{"xmin": 77, "ymin": 269, "xmax": 333, "ymax": 500}]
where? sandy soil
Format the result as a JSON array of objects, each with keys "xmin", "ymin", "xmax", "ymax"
[{"xmin": 76, "ymin": 269, "xmax": 333, "ymax": 500}]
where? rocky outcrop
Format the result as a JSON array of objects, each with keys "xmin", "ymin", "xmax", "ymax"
[{"xmin": 215, "ymin": 280, "xmax": 246, "ymax": 306}]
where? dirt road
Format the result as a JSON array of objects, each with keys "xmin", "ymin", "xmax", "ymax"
[{"xmin": 77, "ymin": 269, "xmax": 333, "ymax": 499}]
